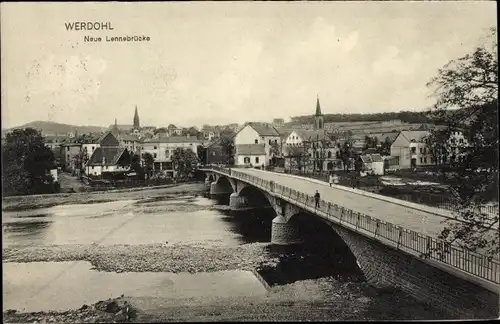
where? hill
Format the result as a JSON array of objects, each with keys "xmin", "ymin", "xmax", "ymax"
[{"xmin": 3, "ymin": 121, "xmax": 107, "ymax": 135}]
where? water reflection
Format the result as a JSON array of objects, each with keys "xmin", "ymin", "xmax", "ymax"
[
  {"xmin": 3, "ymin": 261, "xmax": 268, "ymax": 313},
  {"xmin": 2, "ymin": 196, "xmax": 241, "ymax": 247},
  {"xmin": 219, "ymin": 208, "xmax": 274, "ymax": 244}
]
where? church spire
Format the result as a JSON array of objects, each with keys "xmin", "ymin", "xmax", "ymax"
[
  {"xmin": 315, "ymin": 94, "xmax": 322, "ymax": 116},
  {"xmin": 314, "ymin": 94, "xmax": 324, "ymax": 130},
  {"xmin": 133, "ymin": 105, "xmax": 140, "ymax": 129}
]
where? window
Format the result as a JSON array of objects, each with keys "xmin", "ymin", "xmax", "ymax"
[
  {"xmin": 153, "ymin": 153, "xmax": 157, "ymax": 158},
  {"xmin": 244, "ymin": 157, "xmax": 250, "ymax": 164},
  {"xmin": 424, "ymin": 157, "xmax": 427, "ymax": 163},
  {"xmin": 459, "ymin": 139, "xmax": 464, "ymax": 144},
  {"xmin": 419, "ymin": 148, "xmax": 423, "ymax": 153},
  {"xmin": 154, "ymin": 146, "xmax": 158, "ymax": 149},
  {"xmin": 420, "ymin": 157, "xmax": 423, "ymax": 163},
  {"xmin": 91, "ymin": 166, "xmax": 94, "ymax": 170},
  {"xmin": 327, "ymin": 151, "xmax": 332, "ymax": 158},
  {"xmin": 67, "ymin": 147, "xmax": 70, "ymax": 151},
  {"xmin": 92, "ymin": 146, "xmax": 95, "ymax": 151},
  {"xmin": 255, "ymin": 157, "xmax": 259, "ymax": 164},
  {"xmin": 254, "ymin": 139, "xmax": 258, "ymax": 144},
  {"xmin": 274, "ymin": 139, "xmax": 278, "ymax": 144}
]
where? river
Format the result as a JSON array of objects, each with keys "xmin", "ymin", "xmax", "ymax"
[{"xmin": 2, "ymin": 189, "xmax": 448, "ymax": 321}]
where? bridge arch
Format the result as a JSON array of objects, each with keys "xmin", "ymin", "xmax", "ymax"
[
  {"xmin": 287, "ymin": 212, "xmax": 365, "ymax": 281},
  {"xmin": 237, "ymin": 185, "xmax": 272, "ymax": 207},
  {"xmin": 215, "ymin": 175, "xmax": 236, "ymax": 192}
]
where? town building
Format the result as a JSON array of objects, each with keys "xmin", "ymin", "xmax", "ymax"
[
  {"xmin": 167, "ymin": 124, "xmax": 183, "ymax": 137},
  {"xmin": 81, "ymin": 140, "xmax": 101, "ymax": 170},
  {"xmin": 235, "ymin": 144, "xmax": 266, "ymax": 167},
  {"xmin": 390, "ymin": 130, "xmax": 434, "ymax": 169},
  {"xmin": 85, "ymin": 132, "xmax": 131, "ymax": 177},
  {"xmin": 141, "ymin": 136, "xmax": 202, "ymax": 177},
  {"xmin": 203, "ymin": 134, "xmax": 236, "ymax": 165},
  {"xmin": 233, "ymin": 122, "xmax": 281, "ymax": 167}
]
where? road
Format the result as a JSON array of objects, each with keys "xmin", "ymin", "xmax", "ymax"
[{"xmin": 236, "ymin": 168, "xmax": 458, "ymax": 237}]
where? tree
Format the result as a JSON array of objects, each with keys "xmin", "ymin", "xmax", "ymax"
[
  {"xmin": 2, "ymin": 128, "xmax": 56, "ymax": 196},
  {"xmin": 219, "ymin": 135, "xmax": 235, "ymax": 165},
  {"xmin": 286, "ymin": 145, "xmax": 307, "ymax": 172},
  {"xmin": 130, "ymin": 153, "xmax": 145, "ymax": 180},
  {"xmin": 171, "ymin": 148, "xmax": 199, "ymax": 180},
  {"xmin": 379, "ymin": 136, "xmax": 392, "ymax": 156},
  {"xmin": 425, "ymin": 28, "xmax": 498, "ymax": 257},
  {"xmin": 141, "ymin": 152, "xmax": 154, "ymax": 179},
  {"xmin": 337, "ymin": 139, "xmax": 353, "ymax": 171}
]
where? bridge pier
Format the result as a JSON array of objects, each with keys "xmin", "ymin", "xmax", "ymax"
[
  {"xmin": 229, "ymin": 192, "xmax": 248, "ymax": 209},
  {"xmin": 271, "ymin": 215, "xmax": 303, "ymax": 245}
]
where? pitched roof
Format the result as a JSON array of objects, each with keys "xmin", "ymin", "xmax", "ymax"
[
  {"xmin": 144, "ymin": 136, "xmax": 202, "ymax": 144},
  {"xmin": 381, "ymin": 132, "xmax": 399, "ymax": 142},
  {"xmin": 247, "ymin": 122, "xmax": 280, "ymax": 136},
  {"xmin": 98, "ymin": 131, "xmax": 120, "ymax": 146},
  {"xmin": 236, "ymin": 144, "xmax": 266, "ymax": 155},
  {"xmin": 370, "ymin": 153, "xmax": 383, "ymax": 162},
  {"xmin": 400, "ymin": 130, "xmax": 431, "ymax": 143},
  {"xmin": 277, "ymin": 128, "xmax": 294, "ymax": 139},
  {"xmin": 87, "ymin": 147, "xmax": 127, "ymax": 166}
]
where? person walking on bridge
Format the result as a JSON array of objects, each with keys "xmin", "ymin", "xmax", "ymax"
[{"xmin": 314, "ymin": 190, "xmax": 321, "ymax": 209}]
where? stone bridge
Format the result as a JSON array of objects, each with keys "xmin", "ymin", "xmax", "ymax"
[{"xmin": 202, "ymin": 166, "xmax": 499, "ymax": 319}]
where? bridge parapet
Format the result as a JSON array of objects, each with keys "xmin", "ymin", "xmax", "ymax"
[{"xmin": 202, "ymin": 167, "xmax": 500, "ymax": 286}]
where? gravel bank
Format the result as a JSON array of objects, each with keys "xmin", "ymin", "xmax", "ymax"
[
  {"xmin": 3, "ymin": 297, "xmax": 138, "ymax": 323},
  {"xmin": 2, "ymin": 243, "xmax": 279, "ymax": 273},
  {"xmin": 2, "ymin": 183, "xmax": 207, "ymax": 212}
]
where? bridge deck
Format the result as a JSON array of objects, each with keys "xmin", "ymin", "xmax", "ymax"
[{"xmin": 238, "ymin": 168, "xmax": 457, "ymax": 238}]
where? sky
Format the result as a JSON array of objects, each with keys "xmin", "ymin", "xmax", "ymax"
[{"xmin": 1, "ymin": 2, "xmax": 496, "ymax": 129}]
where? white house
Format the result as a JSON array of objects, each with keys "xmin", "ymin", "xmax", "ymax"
[
  {"xmin": 85, "ymin": 147, "xmax": 131, "ymax": 177},
  {"xmin": 390, "ymin": 131, "xmax": 433, "ymax": 169},
  {"xmin": 235, "ymin": 144, "xmax": 266, "ymax": 168},
  {"xmin": 85, "ymin": 132, "xmax": 131, "ymax": 177},
  {"xmin": 81, "ymin": 141, "xmax": 101, "ymax": 170},
  {"xmin": 142, "ymin": 136, "xmax": 202, "ymax": 177},
  {"xmin": 285, "ymin": 129, "xmax": 339, "ymax": 171},
  {"xmin": 233, "ymin": 122, "xmax": 281, "ymax": 167}
]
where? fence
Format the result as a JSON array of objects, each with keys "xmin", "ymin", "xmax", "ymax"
[
  {"xmin": 201, "ymin": 166, "xmax": 500, "ymax": 284},
  {"xmin": 264, "ymin": 168, "xmax": 499, "ymax": 217}
]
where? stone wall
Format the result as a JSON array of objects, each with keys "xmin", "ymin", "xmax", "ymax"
[
  {"xmin": 329, "ymin": 222, "xmax": 499, "ymax": 319},
  {"xmin": 271, "ymin": 215, "xmax": 303, "ymax": 245}
]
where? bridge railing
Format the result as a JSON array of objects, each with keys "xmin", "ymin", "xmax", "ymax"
[{"xmin": 203, "ymin": 166, "xmax": 499, "ymax": 284}]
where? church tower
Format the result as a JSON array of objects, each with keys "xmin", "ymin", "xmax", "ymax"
[
  {"xmin": 133, "ymin": 105, "xmax": 140, "ymax": 129},
  {"xmin": 314, "ymin": 95, "xmax": 324, "ymax": 130}
]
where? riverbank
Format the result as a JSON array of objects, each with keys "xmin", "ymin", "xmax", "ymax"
[
  {"xmin": 1, "ymin": 183, "xmax": 207, "ymax": 212},
  {"xmin": 3, "ymin": 278, "xmax": 450, "ymax": 323}
]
